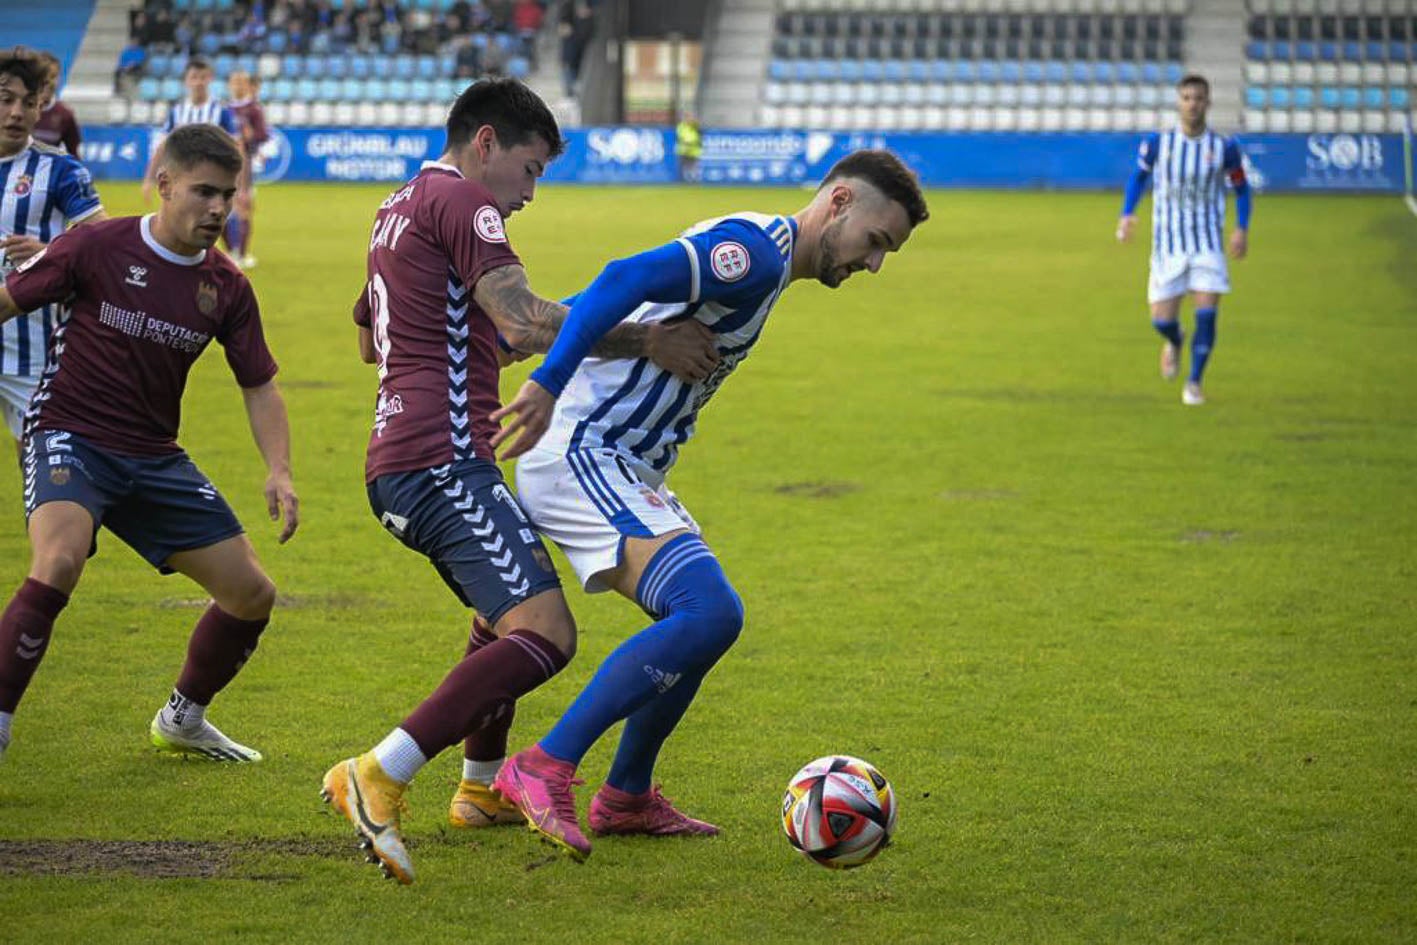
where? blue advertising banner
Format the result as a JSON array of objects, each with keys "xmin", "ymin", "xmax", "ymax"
[{"xmin": 77, "ymin": 125, "xmax": 1405, "ymax": 194}]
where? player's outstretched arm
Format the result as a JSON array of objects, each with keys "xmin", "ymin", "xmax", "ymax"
[
  {"xmin": 241, "ymin": 380, "xmax": 299, "ymax": 543},
  {"xmin": 1226, "ymin": 141, "xmax": 1252, "ymax": 260}
]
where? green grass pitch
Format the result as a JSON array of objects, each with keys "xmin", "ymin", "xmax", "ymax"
[{"xmin": 0, "ymin": 181, "xmax": 1414, "ymax": 944}]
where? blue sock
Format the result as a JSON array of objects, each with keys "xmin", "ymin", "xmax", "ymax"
[
  {"xmin": 1190, "ymin": 307, "xmax": 1217, "ymax": 382},
  {"xmin": 1151, "ymin": 317, "xmax": 1183, "ymax": 347},
  {"xmin": 224, "ymin": 216, "xmax": 244, "ymax": 256},
  {"xmin": 605, "ymin": 668, "xmax": 707, "ymax": 794},
  {"xmin": 538, "ymin": 534, "xmax": 744, "ymax": 767}
]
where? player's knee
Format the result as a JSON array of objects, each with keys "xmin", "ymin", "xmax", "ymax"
[
  {"xmin": 669, "ymin": 576, "xmax": 744, "ymax": 662},
  {"xmin": 223, "ymin": 574, "xmax": 277, "ymax": 620},
  {"xmin": 29, "ymin": 549, "xmax": 85, "ymax": 595}
]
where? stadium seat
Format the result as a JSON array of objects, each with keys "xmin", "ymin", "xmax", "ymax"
[
  {"xmin": 137, "ymin": 77, "xmax": 160, "ymax": 102},
  {"xmin": 282, "ymin": 55, "xmax": 304, "ymax": 79},
  {"xmin": 1293, "ymin": 87, "xmax": 1315, "ymax": 109}
]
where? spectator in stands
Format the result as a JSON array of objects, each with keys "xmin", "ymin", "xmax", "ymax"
[
  {"xmin": 513, "ymin": 0, "xmax": 544, "ymax": 67},
  {"xmin": 559, "ymin": 0, "xmax": 594, "ymax": 99},
  {"xmin": 115, "ymin": 41, "xmax": 147, "ymax": 94},
  {"xmin": 32, "ymin": 53, "xmax": 81, "ymax": 158}
]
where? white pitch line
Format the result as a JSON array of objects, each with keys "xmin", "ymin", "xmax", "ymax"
[{"xmin": 1406, "ymin": 193, "xmax": 1417, "ymax": 218}]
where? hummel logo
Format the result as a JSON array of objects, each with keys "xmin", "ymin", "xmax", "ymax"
[
  {"xmin": 125, "ymin": 265, "xmax": 148, "ymax": 288},
  {"xmin": 643, "ymin": 665, "xmax": 682, "ymax": 693}
]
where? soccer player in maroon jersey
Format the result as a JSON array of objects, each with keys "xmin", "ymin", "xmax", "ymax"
[
  {"xmin": 319, "ymin": 78, "xmax": 717, "ymax": 884},
  {"xmin": 224, "ymin": 70, "xmax": 267, "ymax": 269},
  {"xmin": 31, "ymin": 52, "xmax": 81, "ymax": 157},
  {"xmin": 0, "ymin": 124, "xmax": 298, "ymax": 767}
]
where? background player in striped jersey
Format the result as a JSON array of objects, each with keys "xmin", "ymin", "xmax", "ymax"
[
  {"xmin": 32, "ymin": 51, "xmax": 82, "ymax": 158},
  {"xmin": 0, "ymin": 124, "xmax": 298, "ymax": 767},
  {"xmin": 482, "ymin": 150, "xmax": 928, "ymax": 860},
  {"xmin": 1117, "ymin": 73, "xmax": 1252, "ymax": 407},
  {"xmin": 224, "ymin": 70, "xmax": 267, "ymax": 270},
  {"xmin": 318, "ymin": 78, "xmax": 717, "ymax": 884},
  {"xmin": 141, "ymin": 58, "xmax": 239, "ymax": 206},
  {"xmin": 0, "ymin": 48, "xmax": 105, "ymax": 460}
]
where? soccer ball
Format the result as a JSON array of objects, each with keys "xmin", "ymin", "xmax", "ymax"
[{"xmin": 781, "ymin": 755, "xmax": 896, "ymax": 869}]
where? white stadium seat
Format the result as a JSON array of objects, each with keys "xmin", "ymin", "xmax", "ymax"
[{"xmin": 1291, "ymin": 110, "xmax": 1314, "ymax": 133}]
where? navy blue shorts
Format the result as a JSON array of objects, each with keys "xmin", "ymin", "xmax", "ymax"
[
  {"xmin": 23, "ymin": 429, "xmax": 245, "ymax": 574},
  {"xmin": 367, "ymin": 458, "xmax": 562, "ymax": 626}
]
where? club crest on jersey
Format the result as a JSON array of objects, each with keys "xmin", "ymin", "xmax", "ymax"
[
  {"xmin": 710, "ymin": 241, "xmax": 750, "ymax": 282},
  {"xmin": 474, "ymin": 205, "xmax": 506, "ymax": 244},
  {"xmin": 196, "ymin": 281, "xmax": 218, "ymax": 315},
  {"xmin": 10, "ymin": 174, "xmax": 32, "ymax": 197},
  {"xmin": 49, "ymin": 466, "xmax": 70, "ymax": 485}
]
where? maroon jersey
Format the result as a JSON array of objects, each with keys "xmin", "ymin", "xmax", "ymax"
[
  {"xmin": 5, "ymin": 215, "xmax": 278, "ymax": 456},
  {"xmin": 228, "ymin": 99, "xmax": 269, "ymax": 157},
  {"xmin": 354, "ymin": 162, "xmax": 519, "ymax": 482},
  {"xmin": 33, "ymin": 101, "xmax": 81, "ymax": 156}
]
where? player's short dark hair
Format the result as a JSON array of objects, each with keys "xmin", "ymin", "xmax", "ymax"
[
  {"xmin": 445, "ymin": 77, "xmax": 564, "ymax": 159},
  {"xmin": 820, "ymin": 149, "xmax": 930, "ymax": 227},
  {"xmin": 163, "ymin": 123, "xmax": 243, "ymax": 175},
  {"xmin": 0, "ymin": 47, "xmax": 45, "ymax": 96},
  {"xmin": 1178, "ymin": 73, "xmax": 1210, "ymax": 94},
  {"xmin": 184, "ymin": 57, "xmax": 212, "ymax": 76}
]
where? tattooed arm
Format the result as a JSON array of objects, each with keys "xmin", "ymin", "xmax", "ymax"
[{"xmin": 473, "ymin": 263, "xmax": 716, "ymax": 375}]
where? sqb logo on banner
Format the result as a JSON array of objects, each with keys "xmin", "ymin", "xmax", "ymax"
[{"xmin": 1302, "ymin": 134, "xmax": 1391, "ymax": 189}]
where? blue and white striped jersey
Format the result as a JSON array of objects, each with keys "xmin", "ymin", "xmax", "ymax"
[
  {"xmin": 540, "ymin": 212, "xmax": 797, "ymax": 477},
  {"xmin": 0, "ymin": 139, "xmax": 102, "ymax": 378},
  {"xmin": 1137, "ymin": 128, "xmax": 1245, "ymax": 257},
  {"xmin": 161, "ymin": 98, "xmax": 239, "ymax": 136}
]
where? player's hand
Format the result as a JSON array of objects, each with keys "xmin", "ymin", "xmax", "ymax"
[
  {"xmin": 646, "ymin": 320, "xmax": 719, "ymax": 384},
  {"xmin": 1115, "ymin": 215, "xmax": 1136, "ymax": 243},
  {"xmin": 490, "ymin": 378, "xmax": 555, "ymax": 461},
  {"xmin": 264, "ymin": 470, "xmax": 300, "ymax": 544},
  {"xmin": 1228, "ymin": 229, "xmax": 1248, "ymax": 260},
  {"xmin": 0, "ymin": 235, "xmax": 45, "ymax": 265}
]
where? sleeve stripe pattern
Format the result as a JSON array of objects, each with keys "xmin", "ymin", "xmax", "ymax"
[{"xmin": 676, "ymin": 237, "xmax": 700, "ymax": 304}]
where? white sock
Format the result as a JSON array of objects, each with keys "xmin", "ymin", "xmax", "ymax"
[
  {"xmin": 373, "ymin": 728, "xmax": 428, "ymax": 785},
  {"xmin": 462, "ymin": 757, "xmax": 503, "ymax": 784},
  {"xmin": 0, "ymin": 710, "xmax": 12, "ymax": 753},
  {"xmin": 158, "ymin": 689, "xmax": 206, "ymax": 733}
]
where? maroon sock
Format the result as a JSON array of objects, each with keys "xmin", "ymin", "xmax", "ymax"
[
  {"xmin": 461, "ymin": 617, "xmax": 517, "ymax": 762},
  {"xmin": 402, "ymin": 629, "xmax": 566, "ymax": 759},
  {"xmin": 0, "ymin": 579, "xmax": 70, "ymax": 712},
  {"xmin": 174, "ymin": 604, "xmax": 269, "ymax": 706}
]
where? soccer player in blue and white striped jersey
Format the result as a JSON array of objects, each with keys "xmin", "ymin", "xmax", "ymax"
[
  {"xmin": 0, "ymin": 49, "xmax": 105, "ymax": 455},
  {"xmin": 141, "ymin": 58, "xmax": 239, "ymax": 205},
  {"xmin": 482, "ymin": 150, "xmax": 929, "ymax": 858},
  {"xmin": 1117, "ymin": 74, "xmax": 1252, "ymax": 406}
]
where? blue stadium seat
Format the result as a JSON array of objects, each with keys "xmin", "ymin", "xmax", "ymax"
[
  {"xmin": 1293, "ymin": 87, "xmax": 1315, "ymax": 108},
  {"xmin": 1245, "ymin": 87, "xmax": 1267, "ymax": 108},
  {"xmin": 769, "ymin": 60, "xmax": 791, "ymax": 81},
  {"xmin": 1116, "ymin": 62, "xmax": 1139, "ymax": 84},
  {"xmin": 1320, "ymin": 86, "xmax": 1341, "ymax": 108},
  {"xmin": 1022, "ymin": 61, "xmax": 1043, "ymax": 83},
  {"xmin": 976, "ymin": 60, "xmax": 999, "ymax": 82},
  {"xmin": 339, "ymin": 78, "xmax": 363, "ymax": 101},
  {"xmin": 438, "ymin": 54, "xmax": 456, "ymax": 77},
  {"xmin": 1339, "ymin": 87, "xmax": 1360, "ymax": 109},
  {"xmin": 1094, "ymin": 61, "xmax": 1115, "ymax": 83},
  {"xmin": 317, "ymin": 77, "xmax": 339, "ymax": 100},
  {"xmin": 147, "ymin": 53, "xmax": 170, "ymax": 78},
  {"xmin": 1295, "ymin": 42, "xmax": 1316, "ymax": 61},
  {"xmin": 214, "ymin": 54, "xmax": 235, "ymax": 77},
  {"xmin": 365, "ymin": 78, "xmax": 388, "ymax": 100},
  {"xmin": 160, "ymin": 77, "xmax": 182, "ymax": 100},
  {"xmin": 1319, "ymin": 42, "xmax": 1338, "ymax": 62},
  {"xmin": 266, "ymin": 31, "xmax": 288, "ymax": 54},
  {"xmin": 882, "ymin": 60, "xmax": 905, "ymax": 82},
  {"xmin": 267, "ymin": 78, "xmax": 293, "ymax": 103},
  {"xmin": 1365, "ymin": 42, "xmax": 1385, "ymax": 61},
  {"xmin": 325, "ymin": 56, "xmax": 348, "ymax": 79},
  {"xmin": 393, "ymin": 56, "xmax": 416, "ymax": 80},
  {"xmin": 1141, "ymin": 62, "xmax": 1162, "ymax": 83},
  {"xmin": 236, "ymin": 54, "xmax": 257, "ymax": 75},
  {"xmin": 1363, "ymin": 87, "xmax": 1385, "ymax": 108},
  {"xmin": 411, "ymin": 79, "xmax": 433, "ymax": 101},
  {"xmin": 1164, "ymin": 63, "xmax": 1183, "ymax": 84},
  {"xmin": 1246, "ymin": 41, "xmax": 1266, "ymax": 60},
  {"xmin": 282, "ymin": 55, "xmax": 304, "ymax": 79},
  {"xmin": 906, "ymin": 60, "xmax": 928, "ymax": 82},
  {"xmin": 416, "ymin": 56, "xmax": 438, "ymax": 80},
  {"xmin": 860, "ymin": 60, "xmax": 884, "ymax": 82},
  {"xmin": 1272, "ymin": 41, "xmax": 1291, "ymax": 60},
  {"xmin": 1343, "ymin": 42, "xmax": 1362, "ymax": 61},
  {"xmin": 507, "ymin": 57, "xmax": 529, "ymax": 80},
  {"xmin": 432, "ymin": 78, "xmax": 457, "ymax": 103},
  {"xmin": 350, "ymin": 55, "xmax": 372, "ymax": 79},
  {"xmin": 199, "ymin": 33, "xmax": 221, "ymax": 56},
  {"xmin": 295, "ymin": 77, "xmax": 318, "ymax": 101},
  {"xmin": 1000, "ymin": 61, "xmax": 1021, "ymax": 83},
  {"xmin": 388, "ymin": 78, "xmax": 412, "ymax": 100},
  {"xmin": 1392, "ymin": 88, "xmax": 1411, "ymax": 109},
  {"xmin": 138, "ymin": 76, "xmax": 160, "ymax": 101},
  {"xmin": 839, "ymin": 60, "xmax": 862, "ymax": 82},
  {"xmin": 1269, "ymin": 87, "xmax": 1291, "ymax": 108},
  {"xmin": 1044, "ymin": 61, "xmax": 1066, "ymax": 84}
]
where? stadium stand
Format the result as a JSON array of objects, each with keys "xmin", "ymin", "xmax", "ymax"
[
  {"xmin": 757, "ymin": 1, "xmax": 1195, "ymax": 132},
  {"xmin": 1242, "ymin": 0, "xmax": 1415, "ymax": 134},
  {"xmin": 113, "ymin": 0, "xmax": 551, "ymax": 127}
]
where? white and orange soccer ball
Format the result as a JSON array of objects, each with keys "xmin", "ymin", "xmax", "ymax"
[{"xmin": 781, "ymin": 755, "xmax": 897, "ymax": 869}]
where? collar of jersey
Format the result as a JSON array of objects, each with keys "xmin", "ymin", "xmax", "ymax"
[
  {"xmin": 421, "ymin": 160, "xmax": 463, "ymax": 177},
  {"xmin": 141, "ymin": 214, "xmax": 206, "ymax": 266}
]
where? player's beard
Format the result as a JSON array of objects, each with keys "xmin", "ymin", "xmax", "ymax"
[{"xmin": 816, "ymin": 219, "xmax": 847, "ymax": 288}]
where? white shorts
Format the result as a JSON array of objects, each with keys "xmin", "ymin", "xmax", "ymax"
[
  {"xmin": 0, "ymin": 373, "xmax": 38, "ymax": 440},
  {"xmin": 1148, "ymin": 252, "xmax": 1230, "ymax": 303},
  {"xmin": 516, "ymin": 446, "xmax": 700, "ymax": 592}
]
